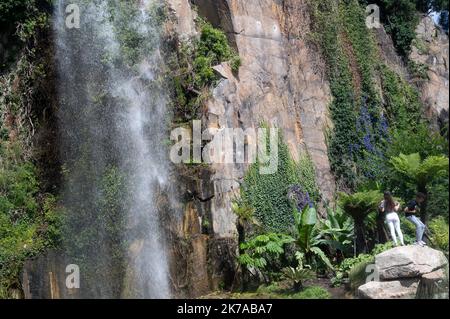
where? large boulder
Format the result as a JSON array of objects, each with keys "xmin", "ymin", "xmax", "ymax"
[
  {"xmin": 376, "ymin": 246, "xmax": 448, "ymax": 280},
  {"xmin": 358, "ymin": 279, "xmax": 420, "ymax": 299},
  {"xmin": 416, "ymin": 268, "xmax": 449, "ymax": 299}
]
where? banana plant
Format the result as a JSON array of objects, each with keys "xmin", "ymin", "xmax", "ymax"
[
  {"xmin": 293, "ymin": 205, "xmax": 334, "ymax": 271},
  {"xmin": 318, "ymin": 207, "xmax": 354, "ymax": 257}
]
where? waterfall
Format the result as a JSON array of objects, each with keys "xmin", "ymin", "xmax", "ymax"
[{"xmin": 54, "ymin": 0, "xmax": 171, "ymax": 298}]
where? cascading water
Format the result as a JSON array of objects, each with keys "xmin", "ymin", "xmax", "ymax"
[{"xmin": 54, "ymin": 0, "xmax": 171, "ymax": 298}]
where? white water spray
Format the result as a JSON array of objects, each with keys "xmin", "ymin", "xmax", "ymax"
[{"xmin": 54, "ymin": 0, "xmax": 171, "ymax": 298}]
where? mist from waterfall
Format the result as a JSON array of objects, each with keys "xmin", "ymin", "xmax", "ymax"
[{"xmin": 54, "ymin": 0, "xmax": 171, "ymax": 298}]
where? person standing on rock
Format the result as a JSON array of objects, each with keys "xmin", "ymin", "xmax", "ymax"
[
  {"xmin": 379, "ymin": 191, "xmax": 405, "ymax": 246},
  {"xmin": 404, "ymin": 192, "xmax": 427, "ymax": 246}
]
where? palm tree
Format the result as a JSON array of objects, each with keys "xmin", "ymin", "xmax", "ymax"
[
  {"xmin": 338, "ymin": 190, "xmax": 383, "ymax": 255},
  {"xmin": 390, "ymin": 153, "xmax": 449, "ymax": 223},
  {"xmin": 231, "ymin": 198, "xmax": 258, "ymax": 245}
]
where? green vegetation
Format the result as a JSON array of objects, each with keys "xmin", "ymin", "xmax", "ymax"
[
  {"xmin": 239, "ymin": 233, "xmax": 294, "ymax": 282},
  {"xmin": 389, "ymin": 153, "xmax": 449, "ymax": 222},
  {"xmin": 241, "ymin": 136, "xmax": 319, "ymax": 232},
  {"xmin": 168, "ymin": 18, "xmax": 240, "ymax": 121},
  {"xmin": 217, "ymin": 283, "xmax": 330, "ymax": 299},
  {"xmin": 379, "ymin": 64, "xmax": 422, "ymax": 130},
  {"xmin": 429, "ymin": 217, "xmax": 449, "ymax": 257},
  {"xmin": 368, "ymin": 0, "xmax": 449, "ymax": 57},
  {"xmin": 281, "ymin": 264, "xmax": 315, "ymax": 292},
  {"xmin": 0, "ymin": 1, "xmax": 57, "ymax": 297},
  {"xmin": 0, "ymin": 0, "xmax": 51, "ymax": 72},
  {"xmin": 319, "ymin": 207, "xmax": 354, "ymax": 258},
  {"xmin": 62, "ymin": 164, "xmax": 128, "ymax": 297},
  {"xmin": 338, "ymin": 191, "xmax": 383, "ymax": 254},
  {"xmin": 331, "ymin": 242, "xmax": 393, "ymax": 288},
  {"xmin": 378, "ymin": 0, "xmax": 420, "ymax": 57},
  {"xmin": 309, "ymin": 0, "xmax": 443, "ymax": 190},
  {"xmin": 292, "ymin": 206, "xmax": 334, "ymax": 271}
]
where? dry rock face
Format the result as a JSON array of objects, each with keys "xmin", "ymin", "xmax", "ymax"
[
  {"xmin": 170, "ymin": 0, "xmax": 335, "ymax": 228},
  {"xmin": 410, "ymin": 16, "xmax": 449, "ymax": 129},
  {"xmin": 358, "ymin": 246, "xmax": 449, "ymax": 299},
  {"xmin": 167, "ymin": 0, "xmax": 335, "ymax": 297}
]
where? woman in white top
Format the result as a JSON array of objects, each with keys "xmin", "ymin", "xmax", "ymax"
[{"xmin": 379, "ymin": 191, "xmax": 405, "ymax": 246}]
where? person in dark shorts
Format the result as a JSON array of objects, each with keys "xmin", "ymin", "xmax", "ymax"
[{"xmin": 404, "ymin": 192, "xmax": 427, "ymax": 246}]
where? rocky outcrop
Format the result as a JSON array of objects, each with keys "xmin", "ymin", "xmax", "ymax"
[
  {"xmin": 357, "ymin": 246, "xmax": 449, "ymax": 299},
  {"xmin": 416, "ymin": 269, "xmax": 449, "ymax": 299},
  {"xmin": 376, "ymin": 246, "xmax": 448, "ymax": 280},
  {"xmin": 374, "ymin": 26, "xmax": 408, "ymax": 78},
  {"xmin": 358, "ymin": 279, "xmax": 420, "ymax": 299},
  {"xmin": 410, "ymin": 16, "xmax": 449, "ymax": 130},
  {"xmin": 21, "ymin": 251, "xmax": 80, "ymax": 299}
]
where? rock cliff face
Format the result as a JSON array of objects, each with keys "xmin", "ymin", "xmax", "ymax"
[
  {"xmin": 410, "ymin": 16, "xmax": 449, "ymax": 130},
  {"xmin": 18, "ymin": 1, "xmax": 449, "ymax": 299},
  {"xmin": 166, "ymin": 0, "xmax": 335, "ymax": 297}
]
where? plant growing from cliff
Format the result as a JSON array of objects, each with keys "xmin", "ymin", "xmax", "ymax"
[
  {"xmin": 310, "ymin": 0, "xmax": 384, "ymax": 189},
  {"xmin": 0, "ymin": 143, "xmax": 61, "ymax": 296},
  {"xmin": 61, "ymin": 164, "xmax": 129, "ymax": 297},
  {"xmin": 389, "ymin": 153, "xmax": 449, "ymax": 223},
  {"xmin": 168, "ymin": 18, "xmax": 240, "ymax": 121},
  {"xmin": 338, "ymin": 190, "xmax": 383, "ymax": 254},
  {"xmin": 379, "ymin": 64, "xmax": 422, "ymax": 130}
]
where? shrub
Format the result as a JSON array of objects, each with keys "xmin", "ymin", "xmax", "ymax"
[
  {"xmin": 239, "ymin": 233, "xmax": 294, "ymax": 281},
  {"xmin": 377, "ymin": 0, "xmax": 420, "ymax": 57},
  {"xmin": 332, "ymin": 242, "xmax": 393, "ymax": 287},
  {"xmin": 427, "ymin": 176, "xmax": 449, "ymax": 221},
  {"xmin": 429, "ymin": 217, "xmax": 449, "ymax": 256},
  {"xmin": 386, "ymin": 124, "xmax": 449, "ymax": 160},
  {"xmin": 0, "ymin": 145, "xmax": 61, "ymax": 296}
]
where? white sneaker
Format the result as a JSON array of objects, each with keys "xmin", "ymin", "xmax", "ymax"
[{"xmin": 420, "ymin": 241, "xmax": 427, "ymax": 246}]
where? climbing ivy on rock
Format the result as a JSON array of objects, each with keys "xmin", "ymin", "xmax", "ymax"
[
  {"xmin": 309, "ymin": 0, "xmax": 427, "ymax": 190},
  {"xmin": 241, "ymin": 134, "xmax": 320, "ymax": 232}
]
